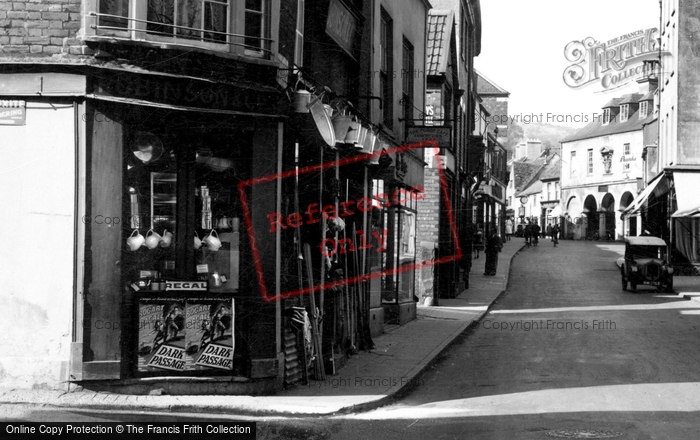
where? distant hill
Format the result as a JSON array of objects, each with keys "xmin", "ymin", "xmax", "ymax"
[{"xmin": 503, "ymin": 121, "xmax": 579, "ymax": 158}]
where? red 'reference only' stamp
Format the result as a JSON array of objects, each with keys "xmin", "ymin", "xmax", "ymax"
[{"xmin": 238, "ymin": 140, "xmax": 461, "ymax": 302}]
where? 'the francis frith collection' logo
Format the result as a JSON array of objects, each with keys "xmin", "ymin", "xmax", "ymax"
[{"xmin": 563, "ymin": 28, "xmax": 661, "ymax": 90}]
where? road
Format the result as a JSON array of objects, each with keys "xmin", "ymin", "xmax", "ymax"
[{"xmin": 5, "ymin": 241, "xmax": 700, "ymax": 439}]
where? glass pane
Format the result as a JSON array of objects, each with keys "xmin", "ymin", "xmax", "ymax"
[
  {"xmin": 177, "ymin": 0, "xmax": 203, "ymax": 39},
  {"xmin": 204, "ymin": 1, "xmax": 228, "ymax": 43},
  {"xmin": 148, "ymin": 0, "xmax": 175, "ymax": 35},
  {"xmin": 245, "ymin": 11, "xmax": 263, "ymax": 50},
  {"xmin": 151, "ymin": 172, "xmax": 178, "ymax": 233},
  {"xmin": 99, "ymin": 0, "xmax": 130, "ymax": 29},
  {"xmin": 246, "ymin": 0, "xmax": 262, "ymax": 12}
]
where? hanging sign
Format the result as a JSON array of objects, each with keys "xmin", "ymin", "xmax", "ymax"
[{"xmin": 326, "ymin": 0, "xmax": 358, "ymax": 58}]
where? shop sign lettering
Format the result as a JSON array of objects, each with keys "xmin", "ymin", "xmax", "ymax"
[
  {"xmin": 95, "ymin": 75, "xmax": 280, "ymax": 113},
  {"xmin": 166, "ymin": 281, "xmax": 208, "ymax": 291}
]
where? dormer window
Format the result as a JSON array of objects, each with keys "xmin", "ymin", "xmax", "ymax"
[
  {"xmin": 619, "ymin": 104, "xmax": 629, "ymax": 122},
  {"xmin": 639, "ymin": 101, "xmax": 649, "ymax": 119},
  {"xmin": 603, "ymin": 108, "xmax": 611, "ymax": 125}
]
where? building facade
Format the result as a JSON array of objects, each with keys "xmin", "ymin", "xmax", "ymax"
[
  {"xmin": 623, "ymin": 0, "xmax": 700, "ymax": 273},
  {"xmin": 561, "ymin": 76, "xmax": 656, "ymax": 241},
  {"xmin": 0, "ymin": 0, "xmax": 430, "ymax": 392}
]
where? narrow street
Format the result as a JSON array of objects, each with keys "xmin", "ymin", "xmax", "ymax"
[{"xmin": 7, "ymin": 241, "xmax": 700, "ymax": 439}]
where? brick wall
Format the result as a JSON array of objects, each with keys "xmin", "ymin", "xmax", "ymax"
[{"xmin": 0, "ymin": 1, "xmax": 92, "ymax": 57}]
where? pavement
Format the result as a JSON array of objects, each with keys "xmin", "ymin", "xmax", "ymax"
[{"xmin": 2, "ymin": 238, "xmax": 699, "ymax": 417}]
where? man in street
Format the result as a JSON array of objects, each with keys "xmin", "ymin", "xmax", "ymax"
[
  {"xmin": 532, "ymin": 222, "xmax": 541, "ymax": 246},
  {"xmin": 484, "ymin": 230, "xmax": 502, "ymax": 276},
  {"xmin": 551, "ymin": 223, "xmax": 560, "ymax": 247}
]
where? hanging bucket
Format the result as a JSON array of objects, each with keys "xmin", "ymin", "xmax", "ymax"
[
  {"xmin": 344, "ymin": 119, "xmax": 361, "ymax": 144},
  {"xmin": 354, "ymin": 126, "xmax": 368, "ymax": 149},
  {"xmin": 360, "ymin": 130, "xmax": 377, "ymax": 153},
  {"xmin": 332, "ymin": 113, "xmax": 353, "ymax": 143},
  {"xmin": 293, "ymin": 90, "xmax": 311, "ymax": 113}
]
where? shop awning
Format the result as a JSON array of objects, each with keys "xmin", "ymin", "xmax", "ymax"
[
  {"xmin": 621, "ymin": 173, "xmax": 667, "ymax": 219},
  {"xmin": 672, "ymin": 172, "xmax": 700, "ymax": 218},
  {"xmin": 549, "ymin": 205, "xmax": 562, "ymax": 217}
]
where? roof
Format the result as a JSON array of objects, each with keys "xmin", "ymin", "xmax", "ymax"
[
  {"xmin": 426, "ymin": 10, "xmax": 455, "ymax": 76},
  {"xmin": 619, "ymin": 93, "xmax": 644, "ymax": 105},
  {"xmin": 625, "ymin": 236, "xmax": 667, "ymax": 246},
  {"xmin": 539, "ymin": 154, "xmax": 561, "ymax": 181},
  {"xmin": 518, "ymin": 180, "xmax": 543, "ymax": 197},
  {"xmin": 474, "ymin": 69, "xmax": 509, "ymax": 96},
  {"xmin": 561, "ymin": 100, "xmax": 655, "ymax": 143},
  {"xmin": 602, "ymin": 97, "xmax": 624, "ymax": 108},
  {"xmin": 511, "ymin": 156, "xmax": 549, "ymax": 194}
]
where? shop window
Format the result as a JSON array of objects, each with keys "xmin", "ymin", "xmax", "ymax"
[
  {"xmin": 96, "ymin": 0, "xmax": 273, "ymax": 57},
  {"xmin": 116, "ymin": 115, "xmax": 259, "ymax": 378}
]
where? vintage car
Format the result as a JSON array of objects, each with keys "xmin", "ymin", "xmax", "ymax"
[{"xmin": 618, "ymin": 236, "xmax": 674, "ymax": 292}]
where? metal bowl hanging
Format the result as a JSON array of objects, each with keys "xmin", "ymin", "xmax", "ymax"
[{"xmin": 308, "ymin": 93, "xmax": 336, "ymax": 147}]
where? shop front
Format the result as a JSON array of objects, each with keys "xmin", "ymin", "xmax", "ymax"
[
  {"xmin": 375, "ymin": 143, "xmax": 425, "ymax": 325},
  {"xmin": 0, "ymin": 65, "xmax": 287, "ymax": 393}
]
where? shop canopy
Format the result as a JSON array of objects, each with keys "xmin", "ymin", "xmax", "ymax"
[
  {"xmin": 671, "ymin": 172, "xmax": 700, "ymax": 218},
  {"xmin": 549, "ymin": 205, "xmax": 562, "ymax": 217},
  {"xmin": 621, "ymin": 173, "xmax": 668, "ymax": 219}
]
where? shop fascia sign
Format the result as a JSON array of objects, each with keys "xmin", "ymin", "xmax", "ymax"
[
  {"xmin": 406, "ymin": 126, "xmax": 452, "ymax": 151},
  {"xmin": 0, "ymin": 100, "xmax": 26, "ymax": 125},
  {"xmin": 563, "ymin": 27, "xmax": 665, "ymax": 90},
  {"xmin": 326, "ymin": 0, "xmax": 358, "ymax": 59}
]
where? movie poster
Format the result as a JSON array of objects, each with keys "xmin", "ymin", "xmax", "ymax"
[
  {"xmin": 137, "ymin": 299, "xmax": 187, "ymax": 372},
  {"xmin": 185, "ymin": 298, "xmax": 235, "ymax": 371}
]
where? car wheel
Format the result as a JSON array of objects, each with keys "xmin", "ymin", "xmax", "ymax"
[{"xmin": 621, "ymin": 270, "xmax": 627, "ymax": 291}]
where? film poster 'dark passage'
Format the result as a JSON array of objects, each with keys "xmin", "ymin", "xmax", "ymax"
[{"xmin": 137, "ymin": 297, "xmax": 235, "ymax": 373}]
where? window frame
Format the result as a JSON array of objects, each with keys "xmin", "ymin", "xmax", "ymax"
[
  {"xmin": 587, "ymin": 149, "xmax": 593, "ymax": 175},
  {"xmin": 91, "ymin": 0, "xmax": 276, "ymax": 58},
  {"xmin": 379, "ymin": 8, "xmax": 394, "ymax": 130},
  {"xmin": 402, "ymin": 36, "xmax": 414, "ymax": 129},
  {"xmin": 603, "ymin": 108, "xmax": 611, "ymax": 125},
  {"xmin": 639, "ymin": 101, "xmax": 648, "ymax": 119},
  {"xmin": 619, "ymin": 104, "xmax": 629, "ymax": 122}
]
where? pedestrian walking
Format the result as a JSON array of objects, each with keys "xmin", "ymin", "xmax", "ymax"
[
  {"xmin": 551, "ymin": 224, "xmax": 560, "ymax": 247},
  {"xmin": 484, "ymin": 231, "xmax": 502, "ymax": 276},
  {"xmin": 532, "ymin": 223, "xmax": 541, "ymax": 246},
  {"xmin": 473, "ymin": 225, "xmax": 484, "ymax": 259},
  {"xmin": 524, "ymin": 222, "xmax": 532, "ymax": 247},
  {"xmin": 505, "ymin": 218, "xmax": 513, "ymax": 241},
  {"xmin": 546, "ymin": 223, "xmax": 552, "ymax": 239}
]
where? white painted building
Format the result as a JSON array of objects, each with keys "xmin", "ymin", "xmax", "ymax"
[{"xmin": 560, "ymin": 78, "xmax": 656, "ymax": 240}]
